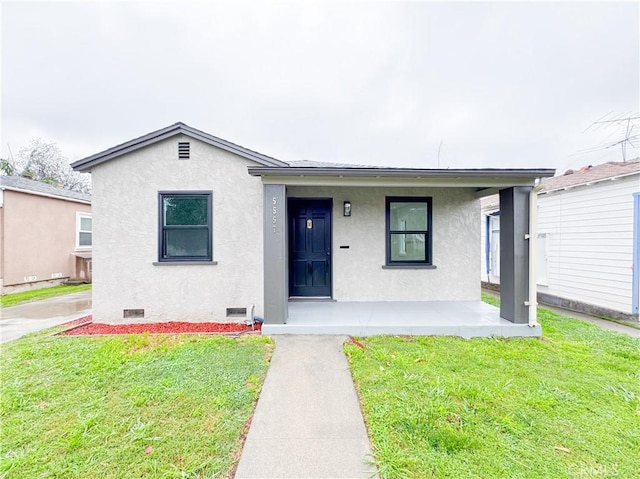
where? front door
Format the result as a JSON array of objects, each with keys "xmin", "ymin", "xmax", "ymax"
[{"xmin": 289, "ymin": 199, "xmax": 332, "ymax": 297}]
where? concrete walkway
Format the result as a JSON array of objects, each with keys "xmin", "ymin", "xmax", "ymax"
[
  {"xmin": 0, "ymin": 290, "xmax": 92, "ymax": 343},
  {"xmin": 234, "ymin": 335, "xmax": 379, "ymax": 479}
]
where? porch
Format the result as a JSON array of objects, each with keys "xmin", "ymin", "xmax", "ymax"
[{"xmin": 261, "ymin": 301, "xmax": 541, "ymax": 338}]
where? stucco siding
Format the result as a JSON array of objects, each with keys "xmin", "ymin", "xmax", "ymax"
[
  {"xmin": 90, "ymin": 134, "xmax": 264, "ymax": 324},
  {"xmin": 1, "ymin": 190, "xmax": 90, "ymax": 289},
  {"xmin": 287, "ymin": 186, "xmax": 480, "ymax": 301},
  {"xmin": 537, "ymin": 175, "xmax": 639, "ymax": 314}
]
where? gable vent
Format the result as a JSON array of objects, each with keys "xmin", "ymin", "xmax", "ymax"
[{"xmin": 178, "ymin": 142, "xmax": 190, "ymax": 159}]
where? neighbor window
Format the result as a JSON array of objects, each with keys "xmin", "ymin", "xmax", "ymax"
[
  {"xmin": 159, "ymin": 192, "xmax": 212, "ymax": 262},
  {"xmin": 385, "ymin": 197, "xmax": 432, "ymax": 265},
  {"xmin": 76, "ymin": 212, "xmax": 92, "ymax": 250}
]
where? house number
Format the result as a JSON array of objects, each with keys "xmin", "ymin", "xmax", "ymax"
[{"xmin": 272, "ymin": 197, "xmax": 277, "ymax": 233}]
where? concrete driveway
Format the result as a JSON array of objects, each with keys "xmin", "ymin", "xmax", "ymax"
[{"xmin": 0, "ymin": 290, "xmax": 92, "ymax": 343}]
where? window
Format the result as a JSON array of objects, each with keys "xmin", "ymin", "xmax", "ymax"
[
  {"xmin": 76, "ymin": 212, "xmax": 92, "ymax": 250},
  {"xmin": 385, "ymin": 197, "xmax": 432, "ymax": 265},
  {"xmin": 159, "ymin": 192, "xmax": 212, "ymax": 262}
]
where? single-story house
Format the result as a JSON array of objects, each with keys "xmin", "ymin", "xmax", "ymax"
[
  {"xmin": 481, "ymin": 159, "xmax": 640, "ymax": 321},
  {"xmin": 0, "ymin": 175, "xmax": 92, "ymax": 295},
  {"xmin": 72, "ymin": 122, "xmax": 554, "ymax": 337}
]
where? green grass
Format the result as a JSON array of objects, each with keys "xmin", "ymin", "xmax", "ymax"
[
  {"xmin": 0, "ymin": 328, "xmax": 273, "ymax": 478},
  {"xmin": 346, "ymin": 297, "xmax": 640, "ymax": 478},
  {"xmin": 1, "ymin": 283, "xmax": 92, "ymax": 308}
]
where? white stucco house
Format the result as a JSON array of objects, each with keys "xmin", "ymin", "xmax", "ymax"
[
  {"xmin": 481, "ymin": 160, "xmax": 640, "ymax": 322},
  {"xmin": 72, "ymin": 122, "xmax": 555, "ymax": 337}
]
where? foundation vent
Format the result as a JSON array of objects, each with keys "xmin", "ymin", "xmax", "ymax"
[
  {"xmin": 226, "ymin": 307, "xmax": 247, "ymax": 318},
  {"xmin": 178, "ymin": 142, "xmax": 190, "ymax": 159},
  {"xmin": 123, "ymin": 309, "xmax": 145, "ymax": 319}
]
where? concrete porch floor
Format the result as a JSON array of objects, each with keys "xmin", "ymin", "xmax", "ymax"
[{"xmin": 262, "ymin": 301, "xmax": 541, "ymax": 338}]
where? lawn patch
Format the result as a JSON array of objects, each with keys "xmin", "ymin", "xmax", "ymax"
[
  {"xmin": 0, "ymin": 329, "xmax": 273, "ymax": 478},
  {"xmin": 1, "ymin": 283, "xmax": 91, "ymax": 308},
  {"xmin": 346, "ymin": 307, "xmax": 640, "ymax": 478}
]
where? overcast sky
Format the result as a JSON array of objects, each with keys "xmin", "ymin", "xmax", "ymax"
[{"xmin": 2, "ymin": 1, "xmax": 638, "ymax": 174}]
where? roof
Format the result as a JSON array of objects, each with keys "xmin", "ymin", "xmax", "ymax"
[
  {"xmin": 0, "ymin": 175, "xmax": 91, "ymax": 203},
  {"xmin": 0, "ymin": 175, "xmax": 92, "ymax": 203},
  {"xmin": 288, "ymin": 160, "xmax": 375, "ymax": 168},
  {"xmin": 71, "ymin": 122, "xmax": 555, "ymax": 187},
  {"xmin": 539, "ymin": 159, "xmax": 640, "ymax": 193},
  {"xmin": 71, "ymin": 122, "xmax": 289, "ymax": 172}
]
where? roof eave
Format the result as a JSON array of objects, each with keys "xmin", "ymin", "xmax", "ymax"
[
  {"xmin": 0, "ymin": 185, "xmax": 91, "ymax": 204},
  {"xmin": 72, "ymin": 122, "xmax": 288, "ymax": 172},
  {"xmin": 247, "ymin": 166, "xmax": 556, "ymax": 179}
]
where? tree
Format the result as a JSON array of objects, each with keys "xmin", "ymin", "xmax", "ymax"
[
  {"xmin": 13, "ymin": 139, "xmax": 91, "ymax": 193},
  {"xmin": 0, "ymin": 158, "xmax": 15, "ymax": 176}
]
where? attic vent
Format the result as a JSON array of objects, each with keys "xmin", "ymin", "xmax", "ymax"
[{"xmin": 178, "ymin": 142, "xmax": 190, "ymax": 159}]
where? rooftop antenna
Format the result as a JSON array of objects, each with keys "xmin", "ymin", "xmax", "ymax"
[
  {"xmin": 7, "ymin": 143, "xmax": 15, "ymax": 162},
  {"xmin": 579, "ymin": 112, "xmax": 639, "ymax": 161},
  {"xmin": 437, "ymin": 140, "xmax": 443, "ymax": 168}
]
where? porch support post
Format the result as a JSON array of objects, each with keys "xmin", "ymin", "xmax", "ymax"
[
  {"xmin": 263, "ymin": 184, "xmax": 287, "ymax": 324},
  {"xmin": 499, "ymin": 186, "xmax": 532, "ymax": 323}
]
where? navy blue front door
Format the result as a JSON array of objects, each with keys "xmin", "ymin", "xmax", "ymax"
[{"xmin": 289, "ymin": 199, "xmax": 332, "ymax": 297}]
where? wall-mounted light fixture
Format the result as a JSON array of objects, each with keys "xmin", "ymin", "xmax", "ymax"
[{"xmin": 343, "ymin": 201, "xmax": 351, "ymax": 217}]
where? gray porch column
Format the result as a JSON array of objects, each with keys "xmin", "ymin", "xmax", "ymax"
[
  {"xmin": 499, "ymin": 186, "xmax": 532, "ymax": 323},
  {"xmin": 263, "ymin": 184, "xmax": 287, "ymax": 324}
]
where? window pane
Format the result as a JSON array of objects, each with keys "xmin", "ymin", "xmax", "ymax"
[
  {"xmin": 165, "ymin": 229, "xmax": 208, "ymax": 257},
  {"xmin": 390, "ymin": 202, "xmax": 427, "ymax": 230},
  {"xmin": 164, "ymin": 197, "xmax": 208, "ymax": 226},
  {"xmin": 79, "ymin": 232, "xmax": 92, "ymax": 246},
  {"xmin": 80, "ymin": 217, "xmax": 92, "ymax": 231},
  {"xmin": 390, "ymin": 233, "xmax": 425, "ymax": 261}
]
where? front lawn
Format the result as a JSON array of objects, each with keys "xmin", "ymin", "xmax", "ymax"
[
  {"xmin": 346, "ymin": 302, "xmax": 640, "ymax": 478},
  {"xmin": 1, "ymin": 283, "xmax": 92, "ymax": 308},
  {"xmin": 0, "ymin": 329, "xmax": 273, "ymax": 478}
]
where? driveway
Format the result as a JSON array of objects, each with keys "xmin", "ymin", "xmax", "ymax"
[{"xmin": 0, "ymin": 290, "xmax": 92, "ymax": 343}]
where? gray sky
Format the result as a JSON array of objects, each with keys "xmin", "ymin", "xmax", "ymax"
[{"xmin": 2, "ymin": 1, "xmax": 639, "ymax": 173}]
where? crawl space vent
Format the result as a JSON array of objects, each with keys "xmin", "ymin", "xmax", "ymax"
[
  {"xmin": 226, "ymin": 307, "xmax": 247, "ymax": 318},
  {"xmin": 178, "ymin": 142, "xmax": 190, "ymax": 159},
  {"xmin": 123, "ymin": 309, "xmax": 144, "ymax": 319}
]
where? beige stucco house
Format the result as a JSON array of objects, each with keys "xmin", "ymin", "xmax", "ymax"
[
  {"xmin": 0, "ymin": 176, "xmax": 92, "ymax": 294},
  {"xmin": 72, "ymin": 122, "xmax": 554, "ymax": 337}
]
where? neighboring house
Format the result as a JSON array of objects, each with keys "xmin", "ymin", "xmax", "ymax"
[
  {"xmin": 71, "ymin": 122, "xmax": 554, "ymax": 335},
  {"xmin": 482, "ymin": 160, "xmax": 640, "ymax": 321},
  {"xmin": 0, "ymin": 175, "xmax": 92, "ymax": 295}
]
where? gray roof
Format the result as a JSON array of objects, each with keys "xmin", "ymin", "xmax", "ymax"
[
  {"xmin": 72, "ymin": 122, "xmax": 289, "ymax": 172},
  {"xmin": 287, "ymin": 160, "xmax": 376, "ymax": 168},
  {"xmin": 71, "ymin": 122, "xmax": 555, "ymax": 184},
  {"xmin": 0, "ymin": 175, "xmax": 91, "ymax": 203}
]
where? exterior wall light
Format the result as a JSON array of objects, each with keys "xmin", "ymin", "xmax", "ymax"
[{"xmin": 343, "ymin": 201, "xmax": 352, "ymax": 217}]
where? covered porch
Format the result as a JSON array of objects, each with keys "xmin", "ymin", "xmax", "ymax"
[
  {"xmin": 250, "ymin": 165, "xmax": 555, "ymax": 337},
  {"xmin": 262, "ymin": 300, "xmax": 541, "ymax": 337}
]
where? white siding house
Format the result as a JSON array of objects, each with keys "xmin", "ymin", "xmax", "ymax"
[{"xmin": 481, "ymin": 160, "xmax": 640, "ymax": 321}]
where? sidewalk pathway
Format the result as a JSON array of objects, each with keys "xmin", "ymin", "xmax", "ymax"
[
  {"xmin": 234, "ymin": 335, "xmax": 379, "ymax": 479},
  {"xmin": 0, "ymin": 290, "xmax": 92, "ymax": 343}
]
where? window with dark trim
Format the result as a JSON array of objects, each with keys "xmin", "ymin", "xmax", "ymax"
[
  {"xmin": 158, "ymin": 192, "xmax": 212, "ymax": 262},
  {"xmin": 385, "ymin": 197, "xmax": 432, "ymax": 265}
]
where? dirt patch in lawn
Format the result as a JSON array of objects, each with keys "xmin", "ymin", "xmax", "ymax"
[{"xmin": 60, "ymin": 317, "xmax": 262, "ymax": 336}]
